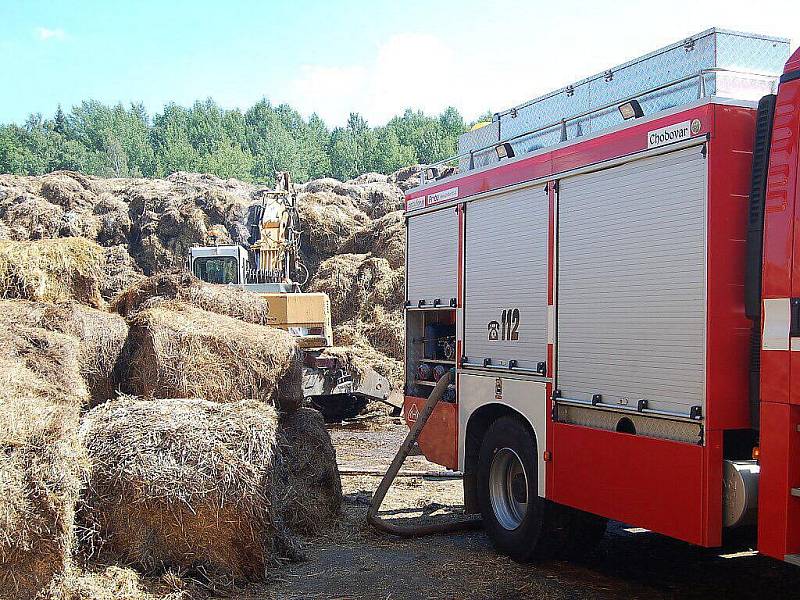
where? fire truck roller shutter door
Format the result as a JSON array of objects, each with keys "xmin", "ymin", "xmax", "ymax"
[
  {"xmin": 463, "ymin": 186, "xmax": 549, "ymax": 372},
  {"xmin": 406, "ymin": 207, "xmax": 458, "ymax": 307},
  {"xmin": 557, "ymin": 145, "xmax": 707, "ymax": 418}
]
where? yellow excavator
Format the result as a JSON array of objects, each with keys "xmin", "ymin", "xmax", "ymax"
[{"xmin": 188, "ymin": 172, "xmax": 395, "ymax": 421}]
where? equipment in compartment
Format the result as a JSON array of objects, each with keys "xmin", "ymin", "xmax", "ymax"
[
  {"xmin": 406, "ymin": 309, "xmax": 458, "ymax": 401},
  {"xmin": 417, "ymin": 362, "xmax": 433, "ymax": 381},
  {"xmin": 425, "ymin": 323, "xmax": 455, "ymax": 359}
]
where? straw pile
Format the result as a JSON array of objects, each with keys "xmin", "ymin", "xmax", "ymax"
[
  {"xmin": 0, "ymin": 399, "xmax": 86, "ymax": 599},
  {"xmin": 278, "ymin": 408, "xmax": 341, "ymax": 534},
  {"xmin": 0, "ymin": 318, "xmax": 90, "ymax": 597},
  {"xmin": 110, "ymin": 272, "xmax": 271, "ymax": 325},
  {"xmin": 78, "ymin": 397, "xmax": 303, "ymax": 580},
  {"xmin": 0, "ymin": 300, "xmax": 128, "ymax": 405},
  {"xmin": 0, "ymin": 238, "xmax": 105, "ymax": 308},
  {"xmin": 122, "ymin": 302, "xmax": 303, "ymax": 412},
  {"xmin": 308, "ymin": 253, "xmax": 405, "ymax": 390}
]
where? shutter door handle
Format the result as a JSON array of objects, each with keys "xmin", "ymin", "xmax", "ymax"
[{"xmin": 791, "ymin": 298, "xmax": 800, "ymax": 337}]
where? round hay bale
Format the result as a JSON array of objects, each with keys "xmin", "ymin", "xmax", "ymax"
[
  {"xmin": 0, "ymin": 300, "xmax": 127, "ymax": 406},
  {"xmin": 40, "ymin": 173, "xmax": 95, "ymax": 210},
  {"xmin": 278, "ymin": 408, "xmax": 341, "ymax": 534},
  {"xmin": 358, "ymin": 182, "xmax": 404, "ymax": 219},
  {"xmin": 78, "ymin": 397, "xmax": 302, "ymax": 580},
  {"xmin": 297, "ymin": 191, "xmax": 369, "ymax": 274},
  {"xmin": 0, "ymin": 238, "xmax": 105, "ymax": 308},
  {"xmin": 122, "ymin": 302, "xmax": 302, "ymax": 412},
  {"xmin": 342, "ymin": 211, "xmax": 405, "ymax": 269},
  {"xmin": 0, "ymin": 324, "xmax": 88, "ymax": 408},
  {"xmin": 0, "ymin": 196, "xmax": 64, "ymax": 240},
  {"xmin": 389, "ymin": 164, "xmax": 423, "ymax": 191},
  {"xmin": 110, "ymin": 272, "xmax": 272, "ymax": 325},
  {"xmin": 0, "ymin": 399, "xmax": 86, "ymax": 599},
  {"xmin": 41, "ymin": 303, "xmax": 128, "ymax": 405},
  {"xmin": 93, "ymin": 195, "xmax": 132, "ymax": 247}
]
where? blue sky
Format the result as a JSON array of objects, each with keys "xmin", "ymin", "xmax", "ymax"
[{"xmin": 1, "ymin": 0, "xmax": 798, "ymax": 127}]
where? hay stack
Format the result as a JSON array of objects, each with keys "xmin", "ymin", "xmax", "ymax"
[
  {"xmin": 308, "ymin": 254, "xmax": 403, "ymax": 324},
  {"xmin": 342, "ymin": 210, "xmax": 405, "ymax": 269},
  {"xmin": 110, "ymin": 272, "xmax": 271, "ymax": 325},
  {"xmin": 123, "ymin": 302, "xmax": 302, "ymax": 412},
  {"xmin": 0, "ymin": 300, "xmax": 127, "ymax": 405},
  {"xmin": 0, "ymin": 324, "xmax": 88, "ymax": 408},
  {"xmin": 0, "ymin": 238, "xmax": 105, "ymax": 308},
  {"xmin": 297, "ymin": 191, "xmax": 369, "ymax": 275},
  {"xmin": 100, "ymin": 245, "xmax": 144, "ymax": 302},
  {"xmin": 0, "ymin": 399, "xmax": 86, "ymax": 599},
  {"xmin": 278, "ymin": 408, "xmax": 341, "ymax": 534},
  {"xmin": 78, "ymin": 397, "xmax": 302, "ymax": 580}
]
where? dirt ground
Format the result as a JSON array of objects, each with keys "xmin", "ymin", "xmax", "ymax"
[{"xmin": 227, "ymin": 418, "xmax": 800, "ymax": 600}]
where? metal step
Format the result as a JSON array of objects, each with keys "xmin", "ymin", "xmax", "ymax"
[{"xmin": 785, "ymin": 554, "xmax": 800, "ymax": 566}]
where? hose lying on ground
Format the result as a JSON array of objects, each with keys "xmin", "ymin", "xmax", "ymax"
[{"xmin": 367, "ymin": 368, "xmax": 482, "ymax": 537}]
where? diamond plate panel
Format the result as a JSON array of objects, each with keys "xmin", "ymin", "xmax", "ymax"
[
  {"xmin": 456, "ymin": 28, "xmax": 790, "ymax": 172},
  {"xmin": 557, "ymin": 404, "xmax": 703, "ymax": 444}
]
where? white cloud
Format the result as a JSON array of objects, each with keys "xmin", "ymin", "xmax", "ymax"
[
  {"xmin": 35, "ymin": 27, "xmax": 66, "ymax": 42},
  {"xmin": 284, "ymin": 32, "xmax": 531, "ymax": 127}
]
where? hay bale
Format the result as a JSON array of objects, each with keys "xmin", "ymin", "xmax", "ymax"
[
  {"xmin": 0, "ymin": 300, "xmax": 126, "ymax": 406},
  {"xmin": 123, "ymin": 302, "xmax": 302, "ymax": 412},
  {"xmin": 0, "ymin": 196, "xmax": 65, "ymax": 240},
  {"xmin": 110, "ymin": 272, "xmax": 271, "ymax": 325},
  {"xmin": 0, "ymin": 238, "xmax": 105, "ymax": 308},
  {"xmin": 100, "ymin": 246, "xmax": 144, "ymax": 302},
  {"xmin": 45, "ymin": 563, "xmax": 195, "ymax": 600},
  {"xmin": 0, "ymin": 399, "xmax": 86, "ymax": 599},
  {"xmin": 278, "ymin": 408, "xmax": 341, "ymax": 534},
  {"xmin": 42, "ymin": 303, "xmax": 127, "ymax": 405},
  {"xmin": 93, "ymin": 195, "xmax": 132, "ymax": 247},
  {"xmin": 358, "ymin": 182, "xmax": 404, "ymax": 219},
  {"xmin": 297, "ymin": 191, "xmax": 369, "ymax": 274},
  {"xmin": 308, "ymin": 254, "xmax": 404, "ymax": 324},
  {"xmin": 78, "ymin": 397, "xmax": 302, "ymax": 580},
  {"xmin": 389, "ymin": 164, "xmax": 423, "ymax": 191},
  {"xmin": 342, "ymin": 210, "xmax": 405, "ymax": 269},
  {"xmin": 0, "ymin": 324, "xmax": 88, "ymax": 408}
]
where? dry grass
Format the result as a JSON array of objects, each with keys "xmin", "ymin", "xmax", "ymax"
[
  {"xmin": 0, "ymin": 399, "xmax": 86, "ymax": 599},
  {"xmin": 78, "ymin": 397, "xmax": 304, "ymax": 581},
  {"xmin": 110, "ymin": 272, "xmax": 271, "ymax": 325},
  {"xmin": 0, "ymin": 324, "xmax": 88, "ymax": 408},
  {"xmin": 0, "ymin": 300, "xmax": 128, "ymax": 405},
  {"xmin": 0, "ymin": 238, "xmax": 105, "ymax": 308},
  {"xmin": 122, "ymin": 301, "xmax": 303, "ymax": 412},
  {"xmin": 278, "ymin": 408, "xmax": 342, "ymax": 535},
  {"xmin": 45, "ymin": 563, "xmax": 200, "ymax": 600}
]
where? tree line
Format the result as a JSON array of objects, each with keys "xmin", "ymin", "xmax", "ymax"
[{"xmin": 0, "ymin": 98, "xmax": 475, "ymax": 184}]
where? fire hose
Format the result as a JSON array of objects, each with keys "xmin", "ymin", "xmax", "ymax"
[{"xmin": 367, "ymin": 368, "xmax": 482, "ymax": 537}]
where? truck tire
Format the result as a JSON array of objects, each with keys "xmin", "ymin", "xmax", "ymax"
[{"xmin": 476, "ymin": 415, "xmax": 575, "ymax": 562}]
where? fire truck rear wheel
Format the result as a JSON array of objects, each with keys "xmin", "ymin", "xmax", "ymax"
[
  {"xmin": 477, "ymin": 416, "xmax": 606, "ymax": 562},
  {"xmin": 477, "ymin": 415, "xmax": 570, "ymax": 562}
]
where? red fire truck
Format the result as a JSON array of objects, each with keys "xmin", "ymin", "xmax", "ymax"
[{"xmin": 403, "ymin": 28, "xmax": 800, "ymax": 563}]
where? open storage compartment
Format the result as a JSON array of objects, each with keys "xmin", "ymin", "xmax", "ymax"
[{"xmin": 405, "ymin": 308, "xmax": 457, "ymax": 402}]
